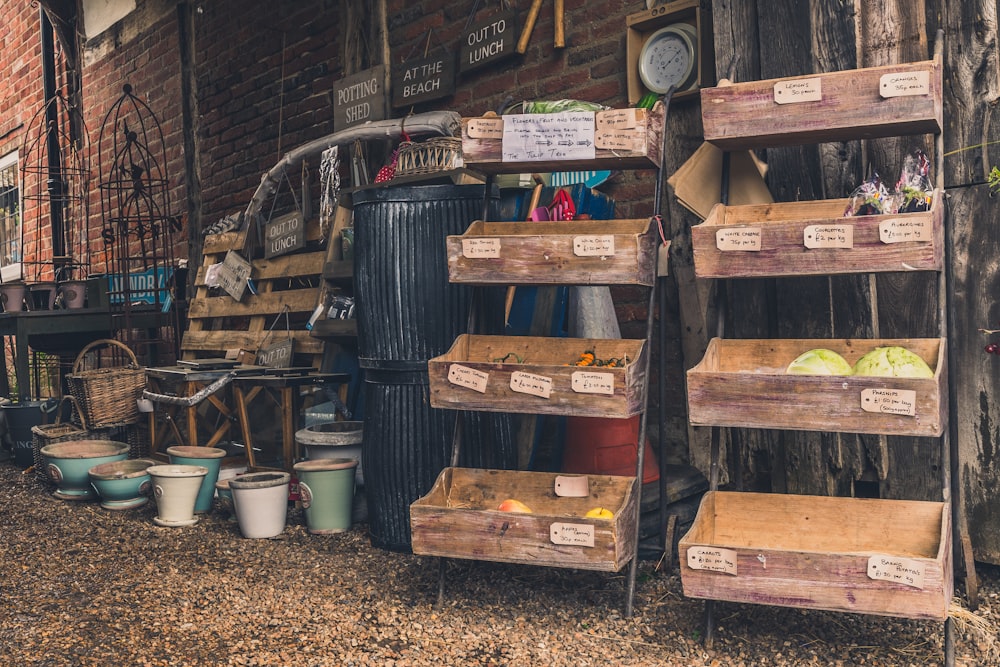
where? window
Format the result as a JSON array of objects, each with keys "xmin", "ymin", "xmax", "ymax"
[{"xmin": 0, "ymin": 151, "xmax": 21, "ymax": 282}]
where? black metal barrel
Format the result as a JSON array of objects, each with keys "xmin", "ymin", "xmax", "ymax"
[{"xmin": 352, "ymin": 184, "xmax": 515, "ymax": 552}]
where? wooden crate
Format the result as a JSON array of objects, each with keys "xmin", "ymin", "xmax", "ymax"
[
  {"xmin": 691, "ymin": 191, "xmax": 944, "ymax": 278},
  {"xmin": 686, "ymin": 337, "xmax": 946, "ymax": 437},
  {"xmin": 700, "ymin": 58, "xmax": 942, "ymax": 150},
  {"xmin": 678, "ymin": 491, "xmax": 952, "ymax": 620},
  {"xmin": 182, "ymin": 215, "xmax": 325, "ymax": 367},
  {"xmin": 447, "ymin": 218, "xmax": 662, "ymax": 286},
  {"xmin": 428, "ymin": 334, "xmax": 648, "ymax": 418},
  {"xmin": 411, "ymin": 467, "xmax": 639, "ymax": 572},
  {"xmin": 460, "ymin": 104, "xmax": 664, "ymax": 174}
]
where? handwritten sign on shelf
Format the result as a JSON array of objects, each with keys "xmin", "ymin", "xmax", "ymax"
[
  {"xmin": 880, "ymin": 71, "xmax": 930, "ymax": 98},
  {"xmin": 879, "ymin": 217, "xmax": 932, "ymax": 244},
  {"xmin": 550, "ymin": 522, "xmax": 595, "ymax": 548},
  {"xmin": 803, "ymin": 224, "xmax": 854, "ymax": 250},
  {"xmin": 860, "ymin": 388, "xmax": 917, "ymax": 416},
  {"xmin": 716, "ymin": 227, "xmax": 762, "ymax": 252},
  {"xmin": 774, "ymin": 77, "xmax": 822, "ymax": 104},
  {"xmin": 510, "ymin": 371, "xmax": 552, "ymax": 398},
  {"xmin": 501, "ymin": 112, "xmax": 596, "ymax": 163},
  {"xmin": 448, "ymin": 364, "xmax": 489, "ymax": 393},
  {"xmin": 867, "ymin": 555, "xmax": 927, "ymax": 589},
  {"xmin": 462, "ymin": 238, "xmax": 502, "ymax": 258},
  {"xmin": 686, "ymin": 546, "xmax": 738, "ymax": 575}
]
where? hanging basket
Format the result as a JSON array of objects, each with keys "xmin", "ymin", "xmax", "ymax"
[
  {"xmin": 396, "ymin": 137, "xmax": 464, "ymax": 177},
  {"xmin": 66, "ymin": 339, "xmax": 146, "ymax": 428}
]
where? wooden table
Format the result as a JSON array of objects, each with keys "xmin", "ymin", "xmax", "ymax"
[
  {"xmin": 232, "ymin": 370, "xmax": 350, "ymax": 471},
  {"xmin": 144, "ymin": 363, "xmax": 267, "ymax": 454}
]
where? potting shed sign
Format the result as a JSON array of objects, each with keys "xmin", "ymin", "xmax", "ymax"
[{"xmin": 334, "ymin": 65, "xmax": 386, "ymax": 131}]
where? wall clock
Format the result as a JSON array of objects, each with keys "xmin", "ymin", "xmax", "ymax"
[{"xmin": 637, "ymin": 22, "xmax": 699, "ymax": 94}]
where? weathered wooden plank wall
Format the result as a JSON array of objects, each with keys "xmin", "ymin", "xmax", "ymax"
[{"xmin": 675, "ymin": 0, "xmax": 1000, "ymax": 564}]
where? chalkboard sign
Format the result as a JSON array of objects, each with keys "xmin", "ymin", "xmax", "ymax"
[
  {"xmin": 459, "ymin": 10, "xmax": 519, "ymax": 74},
  {"xmin": 392, "ymin": 53, "xmax": 456, "ymax": 108},
  {"xmin": 333, "ymin": 65, "xmax": 386, "ymax": 132},
  {"xmin": 265, "ymin": 211, "xmax": 305, "ymax": 259}
]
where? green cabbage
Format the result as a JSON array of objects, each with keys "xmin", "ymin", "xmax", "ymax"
[
  {"xmin": 852, "ymin": 346, "xmax": 934, "ymax": 378},
  {"xmin": 785, "ymin": 349, "xmax": 853, "ymax": 375}
]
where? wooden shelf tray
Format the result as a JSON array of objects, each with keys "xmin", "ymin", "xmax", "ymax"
[
  {"xmin": 460, "ymin": 104, "xmax": 664, "ymax": 174},
  {"xmin": 701, "ymin": 58, "xmax": 942, "ymax": 150},
  {"xmin": 411, "ymin": 467, "xmax": 639, "ymax": 572},
  {"xmin": 692, "ymin": 191, "xmax": 943, "ymax": 278},
  {"xmin": 447, "ymin": 218, "xmax": 663, "ymax": 286},
  {"xmin": 428, "ymin": 334, "xmax": 647, "ymax": 418},
  {"xmin": 679, "ymin": 491, "xmax": 952, "ymax": 620},
  {"xmin": 686, "ymin": 337, "xmax": 946, "ymax": 437}
]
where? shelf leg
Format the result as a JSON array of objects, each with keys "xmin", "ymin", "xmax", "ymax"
[
  {"xmin": 944, "ymin": 617, "xmax": 954, "ymax": 667},
  {"xmin": 625, "ymin": 554, "xmax": 637, "ymax": 617},
  {"xmin": 434, "ymin": 557, "xmax": 447, "ymax": 610},
  {"xmin": 703, "ymin": 600, "xmax": 716, "ymax": 649}
]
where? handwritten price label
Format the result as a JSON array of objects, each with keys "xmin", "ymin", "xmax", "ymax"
[
  {"xmin": 716, "ymin": 227, "xmax": 762, "ymax": 252},
  {"xmin": 804, "ymin": 224, "xmax": 854, "ymax": 249},
  {"xmin": 510, "ymin": 371, "xmax": 552, "ymax": 398},
  {"xmin": 550, "ymin": 522, "xmax": 595, "ymax": 547},
  {"xmin": 867, "ymin": 555, "xmax": 926, "ymax": 589},
  {"xmin": 774, "ymin": 77, "xmax": 822, "ymax": 104},
  {"xmin": 571, "ymin": 371, "xmax": 614, "ymax": 396},
  {"xmin": 447, "ymin": 364, "xmax": 489, "ymax": 393},
  {"xmin": 573, "ymin": 235, "xmax": 615, "ymax": 257},
  {"xmin": 594, "ymin": 128, "xmax": 642, "ymax": 152},
  {"xmin": 879, "ymin": 218, "xmax": 932, "ymax": 244},
  {"xmin": 595, "ymin": 108, "xmax": 643, "ymax": 129},
  {"xmin": 880, "ymin": 70, "xmax": 930, "ymax": 98},
  {"xmin": 686, "ymin": 546, "xmax": 738, "ymax": 575},
  {"xmin": 462, "ymin": 238, "xmax": 502, "ymax": 258},
  {"xmin": 860, "ymin": 388, "xmax": 917, "ymax": 416},
  {"xmin": 467, "ymin": 117, "xmax": 504, "ymax": 139}
]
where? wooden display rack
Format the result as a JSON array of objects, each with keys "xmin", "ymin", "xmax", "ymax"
[{"xmin": 182, "ymin": 215, "xmax": 325, "ymax": 367}]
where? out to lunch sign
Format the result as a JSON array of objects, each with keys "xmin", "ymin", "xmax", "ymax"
[{"xmin": 333, "ymin": 65, "xmax": 386, "ymax": 131}]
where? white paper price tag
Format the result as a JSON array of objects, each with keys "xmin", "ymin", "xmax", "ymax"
[
  {"xmin": 510, "ymin": 371, "xmax": 552, "ymax": 398},
  {"xmin": 774, "ymin": 77, "xmax": 822, "ymax": 104},
  {"xmin": 879, "ymin": 218, "xmax": 932, "ymax": 244},
  {"xmin": 716, "ymin": 227, "xmax": 762, "ymax": 251},
  {"xmin": 686, "ymin": 546, "xmax": 738, "ymax": 575},
  {"xmin": 804, "ymin": 224, "xmax": 854, "ymax": 249},
  {"xmin": 594, "ymin": 128, "xmax": 641, "ymax": 152},
  {"xmin": 573, "ymin": 235, "xmax": 615, "ymax": 257},
  {"xmin": 550, "ymin": 522, "xmax": 595, "ymax": 547},
  {"xmin": 467, "ymin": 117, "xmax": 504, "ymax": 139},
  {"xmin": 880, "ymin": 70, "xmax": 930, "ymax": 98},
  {"xmin": 447, "ymin": 364, "xmax": 489, "ymax": 393},
  {"xmin": 867, "ymin": 555, "xmax": 926, "ymax": 589},
  {"xmin": 860, "ymin": 388, "xmax": 917, "ymax": 416},
  {"xmin": 462, "ymin": 238, "xmax": 502, "ymax": 258},
  {"xmin": 554, "ymin": 475, "xmax": 590, "ymax": 497},
  {"xmin": 595, "ymin": 108, "xmax": 643, "ymax": 129},
  {"xmin": 571, "ymin": 371, "xmax": 615, "ymax": 396}
]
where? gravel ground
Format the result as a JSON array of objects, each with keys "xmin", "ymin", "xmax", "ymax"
[{"xmin": 0, "ymin": 462, "xmax": 997, "ymax": 667}]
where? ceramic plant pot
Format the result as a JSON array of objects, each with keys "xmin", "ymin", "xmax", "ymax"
[
  {"xmin": 40, "ymin": 440, "xmax": 130, "ymax": 501},
  {"xmin": 29, "ymin": 282, "xmax": 57, "ymax": 310},
  {"xmin": 214, "ymin": 478, "xmax": 238, "ymax": 522},
  {"xmin": 295, "ymin": 421, "xmax": 364, "ymax": 485},
  {"xmin": 294, "ymin": 458, "xmax": 358, "ymax": 535},
  {"xmin": 166, "ymin": 446, "xmax": 227, "ymax": 514},
  {"xmin": 147, "ymin": 464, "xmax": 209, "ymax": 527},
  {"xmin": 0, "ymin": 282, "xmax": 27, "ymax": 313},
  {"xmin": 229, "ymin": 471, "xmax": 290, "ymax": 539},
  {"xmin": 57, "ymin": 280, "xmax": 87, "ymax": 309},
  {"xmin": 88, "ymin": 458, "xmax": 156, "ymax": 510}
]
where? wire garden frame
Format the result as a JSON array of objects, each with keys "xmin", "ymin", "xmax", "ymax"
[
  {"xmin": 19, "ymin": 90, "xmax": 91, "ymax": 285},
  {"xmin": 97, "ymin": 83, "xmax": 180, "ymax": 358}
]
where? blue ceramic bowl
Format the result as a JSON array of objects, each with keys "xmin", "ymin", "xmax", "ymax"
[
  {"xmin": 41, "ymin": 440, "xmax": 130, "ymax": 501},
  {"xmin": 89, "ymin": 458, "xmax": 156, "ymax": 510}
]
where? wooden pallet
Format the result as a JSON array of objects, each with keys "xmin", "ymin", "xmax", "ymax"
[{"xmin": 182, "ymin": 213, "xmax": 326, "ymax": 369}]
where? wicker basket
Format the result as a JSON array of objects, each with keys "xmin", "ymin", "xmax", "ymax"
[
  {"xmin": 396, "ymin": 136, "xmax": 464, "ymax": 176},
  {"xmin": 30, "ymin": 396, "xmax": 113, "ymax": 484},
  {"xmin": 66, "ymin": 338, "xmax": 146, "ymax": 429}
]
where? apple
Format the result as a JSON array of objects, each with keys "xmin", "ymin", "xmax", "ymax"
[
  {"xmin": 496, "ymin": 498, "xmax": 532, "ymax": 513},
  {"xmin": 585, "ymin": 507, "xmax": 614, "ymax": 520}
]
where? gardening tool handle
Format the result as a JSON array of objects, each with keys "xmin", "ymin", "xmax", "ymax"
[
  {"xmin": 554, "ymin": 0, "xmax": 564, "ymax": 48},
  {"xmin": 517, "ymin": 0, "xmax": 545, "ymax": 54}
]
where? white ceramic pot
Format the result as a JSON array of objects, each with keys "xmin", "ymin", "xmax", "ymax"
[
  {"xmin": 229, "ymin": 471, "xmax": 290, "ymax": 539},
  {"xmin": 147, "ymin": 464, "xmax": 208, "ymax": 527}
]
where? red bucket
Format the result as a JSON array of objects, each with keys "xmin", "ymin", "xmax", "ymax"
[{"xmin": 562, "ymin": 415, "xmax": 659, "ymax": 484}]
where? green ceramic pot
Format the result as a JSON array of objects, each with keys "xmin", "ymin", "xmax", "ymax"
[{"xmin": 294, "ymin": 458, "xmax": 358, "ymax": 534}]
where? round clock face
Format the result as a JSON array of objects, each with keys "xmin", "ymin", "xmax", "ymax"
[{"xmin": 638, "ymin": 23, "xmax": 698, "ymax": 94}]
